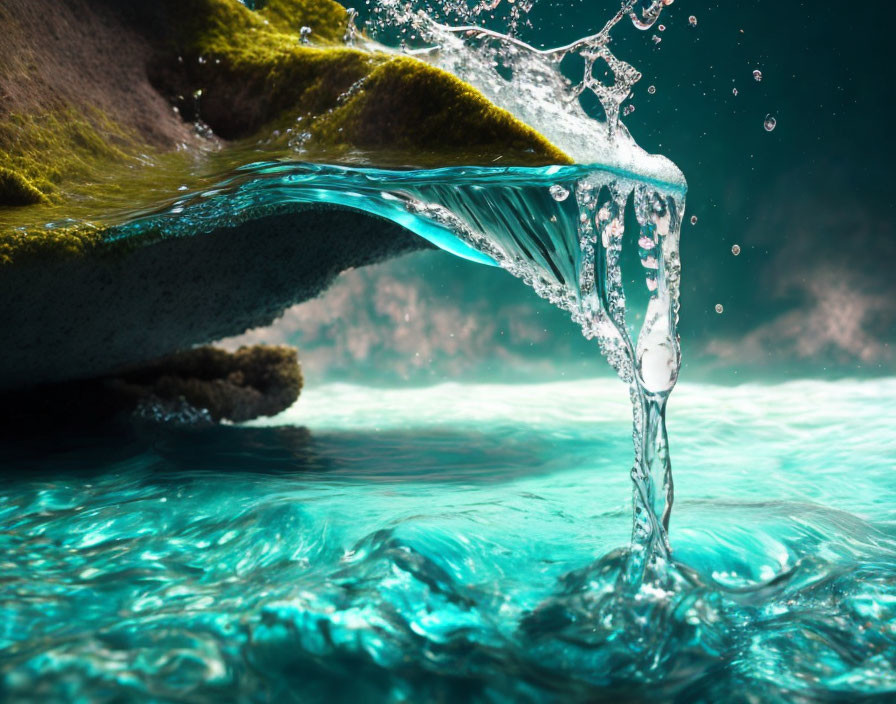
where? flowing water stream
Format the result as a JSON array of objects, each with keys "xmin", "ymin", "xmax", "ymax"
[{"xmin": 119, "ymin": 0, "xmax": 689, "ymax": 582}]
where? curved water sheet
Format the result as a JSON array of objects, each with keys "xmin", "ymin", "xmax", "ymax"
[{"xmin": 109, "ymin": 156, "xmax": 686, "ymax": 580}]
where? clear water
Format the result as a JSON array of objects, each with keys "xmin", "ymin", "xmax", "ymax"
[{"xmin": 2, "ymin": 379, "xmax": 895, "ymax": 701}]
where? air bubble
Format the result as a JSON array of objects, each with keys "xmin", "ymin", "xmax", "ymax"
[
  {"xmin": 690, "ymin": 215, "xmax": 698, "ymax": 225},
  {"xmin": 732, "ymin": 87, "xmax": 738, "ymax": 96},
  {"xmin": 688, "ymin": 15, "xmax": 697, "ymax": 27},
  {"xmin": 549, "ymin": 185, "xmax": 570, "ymax": 201},
  {"xmin": 753, "ymin": 69, "xmax": 762, "ymax": 82},
  {"xmin": 647, "ymin": 85, "xmax": 656, "ymax": 95},
  {"xmin": 623, "ymin": 105, "xmax": 636, "ymax": 116},
  {"xmin": 764, "ymin": 114, "xmax": 777, "ymax": 132},
  {"xmin": 629, "ymin": 0, "xmax": 674, "ymax": 31},
  {"xmin": 715, "ymin": 303, "xmax": 724, "ymax": 314},
  {"xmin": 731, "ymin": 244, "xmax": 741, "ymax": 256}
]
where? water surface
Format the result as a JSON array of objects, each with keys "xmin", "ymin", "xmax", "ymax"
[{"xmin": 2, "ymin": 378, "xmax": 894, "ymax": 702}]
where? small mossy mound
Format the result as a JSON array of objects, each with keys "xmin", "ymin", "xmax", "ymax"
[
  {"xmin": 312, "ymin": 56, "xmax": 571, "ymax": 164},
  {"xmin": 0, "ymin": 167, "xmax": 45, "ymax": 207},
  {"xmin": 118, "ymin": 344, "xmax": 303, "ymax": 422}
]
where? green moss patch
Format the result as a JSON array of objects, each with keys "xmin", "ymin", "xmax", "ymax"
[
  {"xmin": 311, "ymin": 56, "xmax": 571, "ymax": 165},
  {"xmin": 0, "ymin": 223, "xmax": 103, "ymax": 266},
  {"xmin": 259, "ymin": 0, "xmax": 349, "ymax": 42},
  {"xmin": 0, "ymin": 168, "xmax": 45, "ymax": 206},
  {"xmin": 0, "ymin": 110, "xmax": 139, "ymax": 205}
]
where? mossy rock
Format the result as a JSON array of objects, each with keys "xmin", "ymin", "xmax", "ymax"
[
  {"xmin": 0, "ymin": 0, "xmax": 571, "ymax": 266},
  {"xmin": 0, "ymin": 344, "xmax": 303, "ymax": 429},
  {"xmin": 0, "ymin": 0, "xmax": 576, "ymax": 391}
]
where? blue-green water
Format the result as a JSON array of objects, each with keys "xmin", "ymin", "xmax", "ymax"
[{"xmin": 2, "ymin": 378, "xmax": 895, "ymax": 702}]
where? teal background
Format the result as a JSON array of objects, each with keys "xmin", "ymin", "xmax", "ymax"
[{"xmin": 228, "ymin": 1, "xmax": 896, "ymax": 383}]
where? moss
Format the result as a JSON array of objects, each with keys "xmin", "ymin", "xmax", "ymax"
[
  {"xmin": 311, "ymin": 56, "xmax": 572, "ymax": 165},
  {"xmin": 0, "ymin": 222, "xmax": 103, "ymax": 266},
  {"xmin": 158, "ymin": 0, "xmax": 571, "ymax": 162},
  {"xmin": 0, "ymin": 167, "xmax": 45, "ymax": 206},
  {"xmin": 0, "ymin": 344, "xmax": 303, "ymax": 429},
  {"xmin": 0, "ymin": 110, "xmax": 140, "ymax": 204},
  {"xmin": 117, "ymin": 344, "xmax": 303, "ymax": 422},
  {"xmin": 259, "ymin": 0, "xmax": 349, "ymax": 42}
]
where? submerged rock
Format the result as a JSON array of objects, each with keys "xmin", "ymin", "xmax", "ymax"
[
  {"xmin": 118, "ymin": 344, "xmax": 303, "ymax": 423},
  {"xmin": 0, "ymin": 344, "xmax": 302, "ymax": 432}
]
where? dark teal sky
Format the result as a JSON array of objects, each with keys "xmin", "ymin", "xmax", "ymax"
[{"xmin": 238, "ymin": 1, "xmax": 896, "ymax": 384}]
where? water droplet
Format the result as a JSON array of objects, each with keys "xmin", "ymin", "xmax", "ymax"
[
  {"xmin": 731, "ymin": 244, "xmax": 741, "ymax": 256},
  {"xmin": 629, "ymin": 0, "xmax": 672, "ymax": 30},
  {"xmin": 753, "ymin": 69, "xmax": 763, "ymax": 82},
  {"xmin": 549, "ymin": 185, "xmax": 570, "ymax": 201},
  {"xmin": 690, "ymin": 215, "xmax": 698, "ymax": 225},
  {"xmin": 715, "ymin": 303, "xmax": 724, "ymax": 314},
  {"xmin": 688, "ymin": 15, "xmax": 697, "ymax": 27},
  {"xmin": 647, "ymin": 85, "xmax": 656, "ymax": 95},
  {"xmin": 764, "ymin": 114, "xmax": 777, "ymax": 132}
]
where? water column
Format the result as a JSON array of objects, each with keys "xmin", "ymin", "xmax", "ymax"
[{"xmin": 572, "ymin": 175, "xmax": 684, "ymax": 580}]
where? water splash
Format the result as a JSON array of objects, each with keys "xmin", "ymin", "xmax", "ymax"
[
  {"xmin": 359, "ymin": 0, "xmax": 685, "ymax": 580},
  {"xmin": 367, "ymin": 0, "xmax": 682, "ymax": 170}
]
